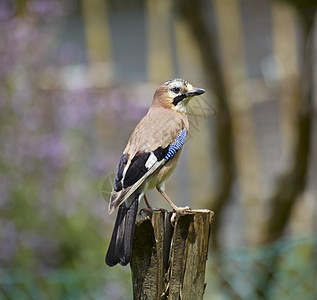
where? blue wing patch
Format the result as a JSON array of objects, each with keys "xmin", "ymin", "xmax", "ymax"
[{"xmin": 164, "ymin": 128, "xmax": 187, "ymax": 160}]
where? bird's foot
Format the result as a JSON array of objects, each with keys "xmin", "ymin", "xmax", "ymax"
[
  {"xmin": 171, "ymin": 206, "xmax": 191, "ymax": 224},
  {"xmin": 139, "ymin": 207, "xmax": 153, "ymax": 219},
  {"xmin": 174, "ymin": 206, "xmax": 191, "ymax": 212},
  {"xmin": 140, "ymin": 207, "xmax": 153, "ymax": 213}
]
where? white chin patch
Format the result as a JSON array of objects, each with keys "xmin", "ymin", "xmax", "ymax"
[
  {"xmin": 145, "ymin": 152, "xmax": 158, "ymax": 169},
  {"xmin": 173, "ymin": 99, "xmax": 189, "ymax": 113}
]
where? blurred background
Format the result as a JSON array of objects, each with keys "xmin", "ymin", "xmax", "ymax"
[{"xmin": 0, "ymin": 0, "xmax": 316, "ymax": 299}]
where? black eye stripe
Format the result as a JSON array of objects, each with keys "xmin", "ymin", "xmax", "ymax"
[{"xmin": 172, "ymin": 94, "xmax": 186, "ymax": 105}]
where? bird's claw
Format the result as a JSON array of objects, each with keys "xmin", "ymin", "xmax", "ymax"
[
  {"xmin": 140, "ymin": 207, "xmax": 154, "ymax": 214},
  {"xmin": 139, "ymin": 208, "xmax": 154, "ymax": 219},
  {"xmin": 170, "ymin": 206, "xmax": 191, "ymax": 225}
]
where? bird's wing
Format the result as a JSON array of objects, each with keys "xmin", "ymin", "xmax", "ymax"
[{"xmin": 108, "ymin": 113, "xmax": 187, "ymax": 214}]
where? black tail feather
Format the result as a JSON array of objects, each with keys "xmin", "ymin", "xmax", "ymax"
[{"xmin": 105, "ymin": 196, "xmax": 139, "ymax": 267}]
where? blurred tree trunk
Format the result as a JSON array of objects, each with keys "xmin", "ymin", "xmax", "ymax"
[
  {"xmin": 176, "ymin": 0, "xmax": 235, "ymax": 249},
  {"xmin": 264, "ymin": 2, "xmax": 316, "ymax": 245},
  {"xmin": 255, "ymin": 3, "xmax": 316, "ymax": 298}
]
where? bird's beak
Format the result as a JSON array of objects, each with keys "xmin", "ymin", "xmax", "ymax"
[{"xmin": 185, "ymin": 87, "xmax": 205, "ymax": 97}]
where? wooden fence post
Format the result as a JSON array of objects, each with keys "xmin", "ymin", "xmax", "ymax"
[{"xmin": 130, "ymin": 209, "xmax": 213, "ymax": 299}]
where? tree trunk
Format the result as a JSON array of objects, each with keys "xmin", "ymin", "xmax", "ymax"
[{"xmin": 130, "ymin": 209, "xmax": 213, "ymax": 300}]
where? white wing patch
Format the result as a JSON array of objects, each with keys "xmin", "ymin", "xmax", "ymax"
[{"xmin": 145, "ymin": 152, "xmax": 157, "ymax": 169}]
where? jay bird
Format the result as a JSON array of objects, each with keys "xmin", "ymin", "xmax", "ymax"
[{"xmin": 105, "ymin": 78, "xmax": 205, "ymax": 267}]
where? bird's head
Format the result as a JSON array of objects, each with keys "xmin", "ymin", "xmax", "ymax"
[{"xmin": 152, "ymin": 78, "xmax": 205, "ymax": 113}]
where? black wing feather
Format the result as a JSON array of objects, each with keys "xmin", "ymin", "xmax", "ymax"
[
  {"xmin": 123, "ymin": 153, "xmax": 150, "ymax": 188},
  {"xmin": 153, "ymin": 146, "xmax": 169, "ymax": 161},
  {"xmin": 114, "ymin": 154, "xmax": 128, "ymax": 192}
]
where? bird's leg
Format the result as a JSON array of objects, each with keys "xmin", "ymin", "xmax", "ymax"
[
  {"xmin": 139, "ymin": 193, "xmax": 153, "ymax": 217},
  {"xmin": 156, "ymin": 186, "xmax": 190, "ymax": 212},
  {"xmin": 143, "ymin": 194, "xmax": 152, "ymax": 210}
]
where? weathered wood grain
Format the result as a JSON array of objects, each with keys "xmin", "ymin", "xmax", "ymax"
[{"xmin": 130, "ymin": 209, "xmax": 213, "ymax": 299}]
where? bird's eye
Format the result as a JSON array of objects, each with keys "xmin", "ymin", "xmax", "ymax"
[{"xmin": 171, "ymin": 87, "xmax": 181, "ymax": 94}]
